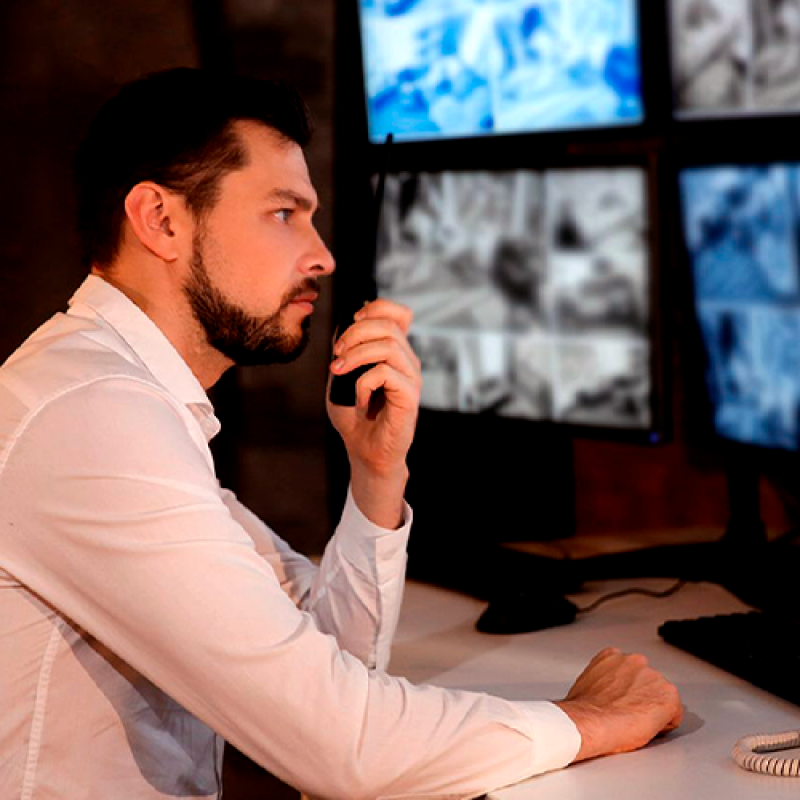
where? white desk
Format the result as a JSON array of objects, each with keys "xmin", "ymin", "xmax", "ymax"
[{"xmin": 389, "ymin": 578, "xmax": 800, "ymax": 799}]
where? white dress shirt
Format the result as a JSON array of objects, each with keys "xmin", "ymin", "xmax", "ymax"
[{"xmin": 0, "ymin": 275, "xmax": 580, "ymax": 800}]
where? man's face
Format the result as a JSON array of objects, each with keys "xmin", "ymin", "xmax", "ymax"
[{"xmin": 183, "ymin": 121, "xmax": 334, "ymax": 366}]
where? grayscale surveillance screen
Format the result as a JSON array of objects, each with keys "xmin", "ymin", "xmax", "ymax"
[
  {"xmin": 670, "ymin": 0, "xmax": 800, "ymax": 118},
  {"xmin": 681, "ymin": 164, "xmax": 800, "ymax": 450},
  {"xmin": 359, "ymin": 0, "xmax": 643, "ymax": 142},
  {"xmin": 375, "ymin": 168, "xmax": 652, "ymax": 429}
]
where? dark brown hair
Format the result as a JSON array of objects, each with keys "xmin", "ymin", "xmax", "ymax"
[{"xmin": 74, "ymin": 68, "xmax": 311, "ymax": 269}]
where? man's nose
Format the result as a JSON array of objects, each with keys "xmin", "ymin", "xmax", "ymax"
[{"xmin": 305, "ymin": 229, "xmax": 336, "ymax": 276}]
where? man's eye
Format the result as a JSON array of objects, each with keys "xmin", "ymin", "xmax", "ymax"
[{"xmin": 275, "ymin": 208, "xmax": 294, "ymax": 223}]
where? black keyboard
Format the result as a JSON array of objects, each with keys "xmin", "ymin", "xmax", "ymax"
[{"xmin": 658, "ymin": 611, "xmax": 800, "ymax": 707}]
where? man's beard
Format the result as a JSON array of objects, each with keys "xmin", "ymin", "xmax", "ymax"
[{"xmin": 183, "ymin": 234, "xmax": 317, "ymax": 367}]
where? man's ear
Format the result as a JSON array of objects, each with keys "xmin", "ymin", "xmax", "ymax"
[{"xmin": 123, "ymin": 182, "xmax": 190, "ymax": 262}]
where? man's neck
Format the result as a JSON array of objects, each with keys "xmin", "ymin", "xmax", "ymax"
[{"xmin": 91, "ymin": 266, "xmax": 232, "ymax": 390}]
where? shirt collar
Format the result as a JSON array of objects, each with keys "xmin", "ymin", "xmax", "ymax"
[{"xmin": 67, "ymin": 275, "xmax": 221, "ymax": 441}]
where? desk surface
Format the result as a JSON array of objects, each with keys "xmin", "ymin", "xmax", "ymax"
[{"xmin": 389, "ymin": 578, "xmax": 800, "ymax": 799}]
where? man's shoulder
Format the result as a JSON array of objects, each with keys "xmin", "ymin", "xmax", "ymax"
[{"xmin": 0, "ymin": 311, "xmax": 169, "ymax": 420}]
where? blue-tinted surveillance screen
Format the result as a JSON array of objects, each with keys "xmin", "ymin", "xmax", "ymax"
[
  {"xmin": 358, "ymin": 0, "xmax": 644, "ymax": 142},
  {"xmin": 680, "ymin": 165, "xmax": 800, "ymax": 450},
  {"xmin": 376, "ymin": 168, "xmax": 652, "ymax": 430}
]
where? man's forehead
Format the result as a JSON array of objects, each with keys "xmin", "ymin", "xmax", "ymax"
[{"xmin": 231, "ymin": 119, "xmax": 316, "ymax": 202}]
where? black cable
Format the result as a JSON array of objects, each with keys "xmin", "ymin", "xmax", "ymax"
[{"xmin": 577, "ymin": 579, "xmax": 688, "ymax": 615}]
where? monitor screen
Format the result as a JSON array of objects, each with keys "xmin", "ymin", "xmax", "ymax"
[
  {"xmin": 680, "ymin": 164, "xmax": 800, "ymax": 450},
  {"xmin": 358, "ymin": 0, "xmax": 644, "ymax": 143},
  {"xmin": 375, "ymin": 167, "xmax": 653, "ymax": 430},
  {"xmin": 670, "ymin": 0, "xmax": 800, "ymax": 118}
]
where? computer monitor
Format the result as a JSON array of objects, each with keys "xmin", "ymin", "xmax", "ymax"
[
  {"xmin": 669, "ymin": 0, "xmax": 800, "ymax": 119},
  {"xmin": 679, "ymin": 163, "xmax": 800, "ymax": 451},
  {"xmin": 666, "ymin": 160, "xmax": 800, "ymax": 610},
  {"xmin": 332, "ymin": 1, "xmax": 663, "ymax": 597},
  {"xmin": 375, "ymin": 165, "xmax": 658, "ymax": 434},
  {"xmin": 357, "ymin": 0, "xmax": 644, "ymax": 143}
]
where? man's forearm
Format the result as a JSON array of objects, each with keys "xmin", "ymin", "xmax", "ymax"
[{"xmin": 349, "ymin": 460, "xmax": 409, "ymax": 530}]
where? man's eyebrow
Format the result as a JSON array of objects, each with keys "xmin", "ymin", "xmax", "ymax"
[{"xmin": 267, "ymin": 188, "xmax": 318, "ymax": 212}]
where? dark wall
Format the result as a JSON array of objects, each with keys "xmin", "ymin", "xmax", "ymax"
[{"xmin": 0, "ymin": 0, "xmax": 199, "ymax": 361}]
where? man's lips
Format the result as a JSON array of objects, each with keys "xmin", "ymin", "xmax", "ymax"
[
  {"xmin": 285, "ymin": 280, "xmax": 321, "ymax": 314},
  {"xmin": 288, "ymin": 292, "xmax": 318, "ymax": 313}
]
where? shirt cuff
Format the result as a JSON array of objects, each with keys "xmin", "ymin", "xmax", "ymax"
[
  {"xmin": 334, "ymin": 486, "xmax": 413, "ymax": 573},
  {"xmin": 506, "ymin": 701, "xmax": 582, "ymax": 775}
]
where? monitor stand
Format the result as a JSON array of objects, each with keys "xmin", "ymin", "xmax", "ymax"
[{"xmin": 563, "ymin": 452, "xmax": 800, "ymax": 615}]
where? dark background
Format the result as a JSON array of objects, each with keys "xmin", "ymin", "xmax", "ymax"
[{"xmin": 2, "ymin": 0, "xmax": 799, "ymax": 797}]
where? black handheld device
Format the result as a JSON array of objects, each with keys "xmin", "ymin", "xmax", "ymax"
[{"xmin": 329, "ymin": 133, "xmax": 393, "ymax": 407}]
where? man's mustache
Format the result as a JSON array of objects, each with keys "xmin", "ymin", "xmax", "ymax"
[{"xmin": 283, "ymin": 278, "xmax": 322, "ymax": 306}]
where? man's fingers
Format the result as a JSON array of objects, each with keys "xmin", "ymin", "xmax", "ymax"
[
  {"xmin": 352, "ymin": 298, "xmax": 414, "ymax": 333},
  {"xmin": 663, "ymin": 705, "xmax": 684, "ymax": 732},
  {"xmin": 334, "ymin": 317, "xmax": 413, "ymax": 356},
  {"xmin": 354, "ymin": 363, "xmax": 418, "ymax": 415},
  {"xmin": 334, "ymin": 299, "xmax": 414, "ymax": 347},
  {"xmin": 331, "ymin": 307, "xmax": 422, "ymax": 393},
  {"xmin": 560, "ymin": 647, "xmax": 683, "ymax": 761},
  {"xmin": 332, "ymin": 335, "xmax": 420, "ymax": 384},
  {"xmin": 594, "ymin": 646, "xmax": 623, "ymax": 663}
]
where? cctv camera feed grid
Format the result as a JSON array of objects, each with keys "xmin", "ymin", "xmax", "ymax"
[
  {"xmin": 681, "ymin": 165, "xmax": 800, "ymax": 450},
  {"xmin": 670, "ymin": 0, "xmax": 800, "ymax": 117},
  {"xmin": 359, "ymin": 0, "xmax": 643, "ymax": 142},
  {"xmin": 376, "ymin": 168, "xmax": 651, "ymax": 428}
]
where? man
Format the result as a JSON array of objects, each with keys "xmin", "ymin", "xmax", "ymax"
[{"xmin": 0, "ymin": 69, "xmax": 681, "ymax": 799}]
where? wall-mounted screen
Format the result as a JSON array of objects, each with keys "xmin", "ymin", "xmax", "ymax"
[
  {"xmin": 680, "ymin": 164, "xmax": 800, "ymax": 449},
  {"xmin": 670, "ymin": 0, "xmax": 800, "ymax": 118},
  {"xmin": 376, "ymin": 167, "xmax": 653, "ymax": 430},
  {"xmin": 358, "ymin": 0, "xmax": 644, "ymax": 142}
]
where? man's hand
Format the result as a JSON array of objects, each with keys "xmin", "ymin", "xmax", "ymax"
[
  {"xmin": 555, "ymin": 647, "xmax": 683, "ymax": 763},
  {"xmin": 327, "ymin": 299, "xmax": 421, "ymax": 529}
]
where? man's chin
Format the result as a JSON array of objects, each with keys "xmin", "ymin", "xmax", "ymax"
[{"xmin": 221, "ymin": 330, "xmax": 311, "ymax": 368}]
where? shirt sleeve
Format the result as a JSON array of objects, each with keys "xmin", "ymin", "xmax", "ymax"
[
  {"xmin": 0, "ymin": 377, "xmax": 580, "ymax": 800},
  {"xmin": 220, "ymin": 485, "xmax": 411, "ymax": 669}
]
